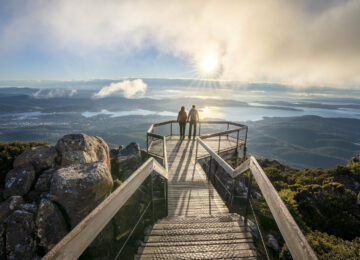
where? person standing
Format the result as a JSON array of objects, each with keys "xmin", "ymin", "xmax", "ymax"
[
  {"xmin": 187, "ymin": 105, "xmax": 199, "ymax": 139},
  {"xmin": 177, "ymin": 106, "xmax": 187, "ymax": 139}
]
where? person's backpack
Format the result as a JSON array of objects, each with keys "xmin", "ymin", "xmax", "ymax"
[{"xmin": 178, "ymin": 111, "xmax": 187, "ymax": 122}]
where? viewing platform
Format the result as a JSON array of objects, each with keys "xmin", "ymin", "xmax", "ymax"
[{"xmin": 43, "ymin": 120, "xmax": 317, "ymax": 260}]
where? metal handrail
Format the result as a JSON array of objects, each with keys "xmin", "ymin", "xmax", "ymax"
[
  {"xmin": 146, "ymin": 120, "xmax": 248, "ymax": 163},
  {"xmin": 195, "ymin": 138, "xmax": 318, "ymax": 260},
  {"xmin": 43, "ymin": 158, "xmax": 168, "ymax": 260}
]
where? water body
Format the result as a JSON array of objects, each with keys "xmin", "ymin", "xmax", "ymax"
[{"xmin": 81, "ymin": 109, "xmax": 177, "ymax": 118}]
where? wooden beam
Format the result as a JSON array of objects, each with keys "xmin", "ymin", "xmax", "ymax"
[
  {"xmin": 249, "ymin": 157, "xmax": 318, "ymax": 260},
  {"xmin": 43, "ymin": 158, "xmax": 168, "ymax": 260},
  {"xmin": 196, "ymin": 138, "xmax": 234, "ymax": 178},
  {"xmin": 233, "ymin": 158, "xmax": 250, "ymax": 178},
  {"xmin": 163, "ymin": 136, "xmax": 168, "ymax": 172}
]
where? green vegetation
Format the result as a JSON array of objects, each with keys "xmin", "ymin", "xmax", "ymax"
[
  {"xmin": 0, "ymin": 141, "xmax": 47, "ymax": 184},
  {"xmin": 253, "ymin": 159, "xmax": 360, "ymax": 259}
]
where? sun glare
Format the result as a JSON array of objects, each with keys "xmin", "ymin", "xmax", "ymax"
[{"xmin": 196, "ymin": 47, "xmax": 220, "ymax": 77}]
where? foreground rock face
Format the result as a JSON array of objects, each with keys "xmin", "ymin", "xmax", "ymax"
[
  {"xmin": 56, "ymin": 134, "xmax": 110, "ymax": 170},
  {"xmin": 0, "ymin": 133, "xmax": 115, "ymax": 258},
  {"xmin": 13, "ymin": 145, "xmax": 58, "ymax": 173},
  {"xmin": 50, "ymin": 161, "xmax": 113, "ymax": 227},
  {"xmin": 36, "ymin": 199, "xmax": 68, "ymax": 252},
  {"xmin": 5, "ymin": 210, "xmax": 36, "ymax": 260},
  {"xmin": 3, "ymin": 164, "xmax": 35, "ymax": 198}
]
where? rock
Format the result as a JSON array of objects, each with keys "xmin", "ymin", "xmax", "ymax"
[
  {"xmin": 5, "ymin": 210, "xmax": 36, "ymax": 260},
  {"xmin": 13, "ymin": 145, "xmax": 58, "ymax": 173},
  {"xmin": 36, "ymin": 199, "xmax": 68, "ymax": 252},
  {"xmin": 110, "ymin": 148, "xmax": 118, "ymax": 158},
  {"xmin": 0, "ymin": 196, "xmax": 24, "ymax": 222},
  {"xmin": 347, "ymin": 154, "xmax": 360, "ymax": 166},
  {"xmin": 56, "ymin": 133, "xmax": 110, "ymax": 170},
  {"xmin": 3, "ymin": 164, "xmax": 35, "ymax": 198},
  {"xmin": 117, "ymin": 142, "xmax": 141, "ymax": 164},
  {"xmin": 50, "ymin": 161, "xmax": 113, "ymax": 227},
  {"xmin": 0, "ymin": 224, "xmax": 5, "ymax": 259},
  {"xmin": 21, "ymin": 203, "xmax": 38, "ymax": 215},
  {"xmin": 252, "ymin": 192, "xmax": 262, "ymax": 199},
  {"xmin": 35, "ymin": 169, "xmax": 55, "ymax": 192},
  {"xmin": 247, "ymin": 220, "xmax": 259, "ymax": 239},
  {"xmin": 266, "ymin": 234, "xmax": 280, "ymax": 252},
  {"xmin": 24, "ymin": 190, "xmax": 42, "ymax": 204}
]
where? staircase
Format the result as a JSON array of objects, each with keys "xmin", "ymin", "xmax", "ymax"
[
  {"xmin": 135, "ymin": 214, "xmax": 256, "ymax": 259},
  {"xmin": 136, "ymin": 138, "xmax": 256, "ymax": 259}
]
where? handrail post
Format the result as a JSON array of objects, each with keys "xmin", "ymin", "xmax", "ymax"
[
  {"xmin": 199, "ymin": 122, "xmax": 201, "ymax": 136},
  {"xmin": 165, "ymin": 180, "xmax": 168, "ymax": 216},
  {"xmin": 195, "ymin": 138, "xmax": 199, "ymax": 162},
  {"xmin": 170, "ymin": 122, "xmax": 173, "ymax": 137},
  {"xmin": 150, "ymin": 174, "xmax": 155, "ymax": 225},
  {"xmin": 208, "ymin": 157, "xmax": 212, "ymax": 183},
  {"xmin": 218, "ymin": 135, "xmax": 221, "ymax": 154},
  {"xmin": 230, "ymin": 177, "xmax": 236, "ymax": 212},
  {"xmin": 227, "ymin": 122, "xmax": 229, "ymax": 139},
  {"xmin": 146, "ymin": 134, "xmax": 149, "ymax": 154},
  {"xmin": 244, "ymin": 173, "xmax": 253, "ymax": 224}
]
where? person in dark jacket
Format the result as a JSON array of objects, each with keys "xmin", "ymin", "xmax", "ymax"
[
  {"xmin": 177, "ymin": 106, "xmax": 187, "ymax": 139},
  {"xmin": 187, "ymin": 105, "xmax": 199, "ymax": 139}
]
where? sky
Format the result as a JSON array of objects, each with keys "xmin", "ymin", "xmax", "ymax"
[{"xmin": 0, "ymin": 0, "xmax": 359, "ymax": 89}]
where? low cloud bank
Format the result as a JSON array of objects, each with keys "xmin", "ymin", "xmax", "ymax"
[
  {"xmin": 32, "ymin": 89, "xmax": 77, "ymax": 98},
  {"xmin": 93, "ymin": 79, "xmax": 147, "ymax": 99}
]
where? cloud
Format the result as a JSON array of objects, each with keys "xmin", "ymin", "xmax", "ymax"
[
  {"xmin": 93, "ymin": 79, "xmax": 147, "ymax": 98},
  {"xmin": 1, "ymin": 0, "xmax": 360, "ymax": 86},
  {"xmin": 32, "ymin": 88, "xmax": 77, "ymax": 98}
]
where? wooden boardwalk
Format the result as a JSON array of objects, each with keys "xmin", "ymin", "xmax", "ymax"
[{"xmin": 136, "ymin": 137, "xmax": 256, "ymax": 259}]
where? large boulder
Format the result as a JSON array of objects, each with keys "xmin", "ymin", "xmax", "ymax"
[
  {"xmin": 36, "ymin": 199, "xmax": 68, "ymax": 252},
  {"xmin": 0, "ymin": 196, "xmax": 24, "ymax": 222},
  {"xmin": 266, "ymin": 234, "xmax": 280, "ymax": 252},
  {"xmin": 56, "ymin": 134, "xmax": 110, "ymax": 170},
  {"xmin": 50, "ymin": 161, "xmax": 113, "ymax": 227},
  {"xmin": 35, "ymin": 169, "xmax": 55, "ymax": 192},
  {"xmin": 5, "ymin": 210, "xmax": 36, "ymax": 260},
  {"xmin": 0, "ymin": 224, "xmax": 4, "ymax": 259},
  {"xmin": 117, "ymin": 142, "xmax": 141, "ymax": 164},
  {"xmin": 3, "ymin": 164, "xmax": 35, "ymax": 198},
  {"xmin": 13, "ymin": 145, "xmax": 58, "ymax": 173}
]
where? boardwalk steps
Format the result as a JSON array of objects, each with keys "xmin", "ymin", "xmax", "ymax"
[
  {"xmin": 136, "ymin": 137, "xmax": 257, "ymax": 259},
  {"xmin": 135, "ymin": 214, "xmax": 256, "ymax": 259}
]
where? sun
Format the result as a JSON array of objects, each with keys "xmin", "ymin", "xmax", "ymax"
[
  {"xmin": 196, "ymin": 47, "xmax": 220, "ymax": 77},
  {"xmin": 200, "ymin": 53, "xmax": 218, "ymax": 75}
]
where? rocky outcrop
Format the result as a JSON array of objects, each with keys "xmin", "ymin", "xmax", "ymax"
[
  {"xmin": 0, "ymin": 133, "xmax": 117, "ymax": 258},
  {"xmin": 13, "ymin": 145, "xmax": 58, "ymax": 173},
  {"xmin": 266, "ymin": 234, "xmax": 280, "ymax": 252},
  {"xmin": 50, "ymin": 161, "xmax": 113, "ymax": 227},
  {"xmin": 56, "ymin": 134, "xmax": 110, "ymax": 170},
  {"xmin": 3, "ymin": 164, "xmax": 35, "ymax": 198},
  {"xmin": 36, "ymin": 199, "xmax": 68, "ymax": 252},
  {"xmin": 347, "ymin": 154, "xmax": 360, "ymax": 166},
  {"xmin": 0, "ymin": 196, "xmax": 24, "ymax": 222},
  {"xmin": 34, "ymin": 169, "xmax": 55, "ymax": 192},
  {"xmin": 5, "ymin": 210, "xmax": 36, "ymax": 260},
  {"xmin": 117, "ymin": 142, "xmax": 141, "ymax": 164}
]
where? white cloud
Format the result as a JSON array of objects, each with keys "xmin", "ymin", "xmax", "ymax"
[
  {"xmin": 93, "ymin": 79, "xmax": 147, "ymax": 98},
  {"xmin": 1, "ymin": 0, "xmax": 360, "ymax": 86},
  {"xmin": 32, "ymin": 88, "xmax": 77, "ymax": 98}
]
